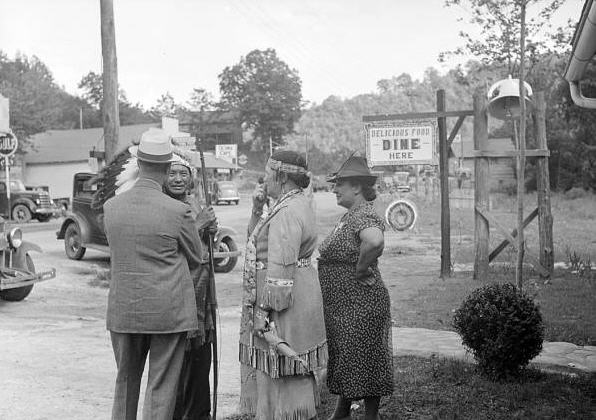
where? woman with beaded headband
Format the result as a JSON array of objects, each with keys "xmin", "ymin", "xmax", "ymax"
[{"xmin": 239, "ymin": 150, "xmax": 327, "ymax": 419}]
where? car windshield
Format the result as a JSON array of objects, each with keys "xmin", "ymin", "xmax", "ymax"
[
  {"xmin": 9, "ymin": 180, "xmax": 26, "ymax": 192},
  {"xmin": 218, "ymin": 182, "xmax": 236, "ymax": 189}
]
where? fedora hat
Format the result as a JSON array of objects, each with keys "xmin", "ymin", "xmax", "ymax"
[
  {"xmin": 326, "ymin": 155, "xmax": 377, "ymax": 184},
  {"xmin": 129, "ymin": 128, "xmax": 176, "ymax": 163}
]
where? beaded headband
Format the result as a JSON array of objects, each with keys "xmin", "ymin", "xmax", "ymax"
[{"xmin": 268, "ymin": 158, "xmax": 308, "ymax": 175}]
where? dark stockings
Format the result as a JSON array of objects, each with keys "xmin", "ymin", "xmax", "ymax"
[
  {"xmin": 329, "ymin": 396, "xmax": 351, "ymax": 419},
  {"xmin": 364, "ymin": 396, "xmax": 380, "ymax": 419}
]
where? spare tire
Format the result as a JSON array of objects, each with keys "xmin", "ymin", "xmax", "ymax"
[{"xmin": 385, "ymin": 199, "xmax": 418, "ymax": 231}]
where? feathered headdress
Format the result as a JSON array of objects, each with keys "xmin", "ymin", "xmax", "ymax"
[{"xmin": 90, "ymin": 138, "xmax": 196, "ymax": 210}]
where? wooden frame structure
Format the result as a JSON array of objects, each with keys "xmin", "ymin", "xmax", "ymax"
[
  {"xmin": 363, "ymin": 89, "xmax": 472, "ymax": 278},
  {"xmin": 363, "ymin": 89, "xmax": 554, "ymax": 280},
  {"xmin": 473, "ymin": 91, "xmax": 553, "ymax": 279}
]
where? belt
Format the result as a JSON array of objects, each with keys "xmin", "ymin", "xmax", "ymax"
[{"xmin": 255, "ymin": 258, "xmax": 311, "ymax": 270}]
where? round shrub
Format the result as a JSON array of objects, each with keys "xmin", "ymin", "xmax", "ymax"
[{"xmin": 453, "ymin": 283, "xmax": 544, "ymax": 379}]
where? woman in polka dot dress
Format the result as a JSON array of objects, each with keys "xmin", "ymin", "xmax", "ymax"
[{"xmin": 318, "ymin": 155, "xmax": 393, "ymax": 420}]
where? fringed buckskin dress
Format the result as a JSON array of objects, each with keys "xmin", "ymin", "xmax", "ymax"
[
  {"xmin": 239, "ymin": 190, "xmax": 327, "ymax": 420},
  {"xmin": 318, "ymin": 201, "xmax": 393, "ymax": 399}
]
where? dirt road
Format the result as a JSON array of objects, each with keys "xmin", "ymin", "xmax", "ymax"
[{"xmin": 0, "ymin": 192, "xmax": 437, "ymax": 419}]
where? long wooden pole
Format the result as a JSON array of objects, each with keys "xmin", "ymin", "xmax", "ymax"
[
  {"xmin": 473, "ymin": 90, "xmax": 489, "ymax": 280},
  {"xmin": 534, "ymin": 91, "xmax": 554, "ymax": 277},
  {"xmin": 516, "ymin": 2, "xmax": 527, "ymax": 291},
  {"xmin": 197, "ymin": 139, "xmax": 219, "ymax": 419},
  {"xmin": 100, "ymin": 0, "xmax": 119, "ymax": 163},
  {"xmin": 437, "ymin": 90, "xmax": 451, "ymax": 278}
]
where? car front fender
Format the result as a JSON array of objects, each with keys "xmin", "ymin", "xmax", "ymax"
[
  {"xmin": 214, "ymin": 226, "xmax": 238, "ymax": 248},
  {"xmin": 56, "ymin": 213, "xmax": 92, "ymax": 244},
  {"xmin": 10, "ymin": 241, "xmax": 42, "ymax": 268}
]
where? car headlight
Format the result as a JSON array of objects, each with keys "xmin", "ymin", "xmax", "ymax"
[
  {"xmin": 8, "ymin": 227, "xmax": 23, "ymax": 248},
  {"xmin": 35, "ymin": 198, "xmax": 41, "ymax": 205}
]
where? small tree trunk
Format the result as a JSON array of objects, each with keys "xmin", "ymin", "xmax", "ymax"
[{"xmin": 516, "ymin": 1, "xmax": 527, "ymax": 291}]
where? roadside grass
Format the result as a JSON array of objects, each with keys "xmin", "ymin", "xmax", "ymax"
[
  {"xmin": 225, "ymin": 356, "xmax": 596, "ymax": 420},
  {"xmin": 369, "ymin": 190, "xmax": 596, "ymax": 346},
  {"xmin": 390, "ymin": 268, "xmax": 596, "ymax": 346}
]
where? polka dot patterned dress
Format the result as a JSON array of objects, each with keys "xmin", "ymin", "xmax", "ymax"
[{"xmin": 318, "ymin": 201, "xmax": 394, "ymax": 399}]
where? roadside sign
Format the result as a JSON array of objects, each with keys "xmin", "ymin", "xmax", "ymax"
[
  {"xmin": 215, "ymin": 144, "xmax": 238, "ymax": 165},
  {"xmin": 0, "ymin": 94, "xmax": 9, "ymax": 133},
  {"xmin": 238, "ymin": 154, "xmax": 248, "ymax": 165},
  {"xmin": 172, "ymin": 136, "xmax": 197, "ymax": 151},
  {"xmin": 365, "ymin": 119, "xmax": 437, "ymax": 166},
  {"xmin": 0, "ymin": 132, "xmax": 18, "ymax": 157},
  {"xmin": 0, "ymin": 155, "xmax": 15, "ymax": 169}
]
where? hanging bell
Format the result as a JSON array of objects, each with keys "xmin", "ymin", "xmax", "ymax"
[{"xmin": 487, "ymin": 76, "xmax": 533, "ymax": 120}]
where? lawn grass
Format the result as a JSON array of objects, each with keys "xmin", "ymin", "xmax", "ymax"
[
  {"xmin": 372, "ymin": 190, "xmax": 596, "ymax": 346},
  {"xmin": 225, "ymin": 356, "xmax": 596, "ymax": 420},
  {"xmin": 390, "ymin": 268, "xmax": 596, "ymax": 346}
]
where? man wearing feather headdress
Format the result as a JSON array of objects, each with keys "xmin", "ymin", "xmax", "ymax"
[
  {"xmin": 103, "ymin": 128, "xmax": 204, "ymax": 420},
  {"xmin": 163, "ymin": 157, "xmax": 218, "ymax": 420}
]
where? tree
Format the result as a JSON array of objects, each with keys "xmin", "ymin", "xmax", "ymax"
[
  {"xmin": 150, "ymin": 92, "xmax": 185, "ymax": 119},
  {"xmin": 218, "ymin": 48, "xmax": 302, "ymax": 148},
  {"xmin": 441, "ymin": 0, "xmax": 566, "ymax": 75},
  {"xmin": 187, "ymin": 88, "xmax": 214, "ymax": 113},
  {"xmin": 78, "ymin": 70, "xmax": 153, "ymax": 126},
  {"xmin": 0, "ymin": 52, "xmax": 84, "ymax": 145}
]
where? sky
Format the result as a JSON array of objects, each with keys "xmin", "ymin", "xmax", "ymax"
[{"xmin": 0, "ymin": 0, "xmax": 586, "ymax": 109}]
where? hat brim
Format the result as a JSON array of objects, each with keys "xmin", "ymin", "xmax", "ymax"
[
  {"xmin": 129, "ymin": 146, "xmax": 177, "ymax": 163},
  {"xmin": 326, "ymin": 174, "xmax": 377, "ymax": 185}
]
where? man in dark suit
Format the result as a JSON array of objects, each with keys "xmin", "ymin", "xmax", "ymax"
[{"xmin": 104, "ymin": 128, "xmax": 203, "ymax": 420}]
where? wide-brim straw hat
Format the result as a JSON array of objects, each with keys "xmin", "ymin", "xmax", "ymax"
[
  {"xmin": 129, "ymin": 128, "xmax": 177, "ymax": 163},
  {"xmin": 326, "ymin": 155, "xmax": 377, "ymax": 184}
]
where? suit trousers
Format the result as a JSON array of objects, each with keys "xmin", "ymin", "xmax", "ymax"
[
  {"xmin": 110, "ymin": 331, "xmax": 187, "ymax": 420},
  {"xmin": 173, "ymin": 341, "xmax": 212, "ymax": 420}
]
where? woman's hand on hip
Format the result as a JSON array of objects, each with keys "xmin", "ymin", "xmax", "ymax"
[{"xmin": 355, "ymin": 266, "xmax": 375, "ymax": 286}]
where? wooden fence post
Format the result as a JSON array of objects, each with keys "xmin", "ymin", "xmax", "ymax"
[
  {"xmin": 438, "ymin": 90, "xmax": 451, "ymax": 278},
  {"xmin": 533, "ymin": 91, "xmax": 554, "ymax": 277},
  {"xmin": 474, "ymin": 90, "xmax": 489, "ymax": 279}
]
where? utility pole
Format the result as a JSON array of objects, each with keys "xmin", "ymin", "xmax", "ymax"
[
  {"xmin": 269, "ymin": 135, "xmax": 273, "ymax": 156},
  {"xmin": 305, "ymin": 132, "xmax": 309, "ymax": 165},
  {"xmin": 101, "ymin": 0, "xmax": 119, "ymax": 163}
]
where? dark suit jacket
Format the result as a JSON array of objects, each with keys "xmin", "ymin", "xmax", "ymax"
[{"xmin": 104, "ymin": 178, "xmax": 202, "ymax": 333}]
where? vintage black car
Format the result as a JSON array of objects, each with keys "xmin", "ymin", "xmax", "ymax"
[
  {"xmin": 0, "ymin": 218, "xmax": 56, "ymax": 301},
  {"xmin": 212, "ymin": 180, "xmax": 240, "ymax": 205},
  {"xmin": 56, "ymin": 172, "xmax": 241, "ymax": 273},
  {"xmin": 0, "ymin": 179, "xmax": 59, "ymax": 223}
]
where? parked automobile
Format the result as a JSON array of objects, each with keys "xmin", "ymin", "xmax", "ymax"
[
  {"xmin": 0, "ymin": 179, "xmax": 60, "ymax": 223},
  {"xmin": 56, "ymin": 173, "xmax": 241, "ymax": 273},
  {"xmin": 212, "ymin": 180, "xmax": 240, "ymax": 205},
  {"xmin": 26, "ymin": 184, "xmax": 69, "ymax": 215},
  {"xmin": 0, "ymin": 218, "xmax": 56, "ymax": 301},
  {"xmin": 392, "ymin": 171, "xmax": 411, "ymax": 193}
]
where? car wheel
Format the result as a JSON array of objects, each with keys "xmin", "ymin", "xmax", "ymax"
[
  {"xmin": 37, "ymin": 214, "xmax": 52, "ymax": 223},
  {"xmin": 234, "ymin": 200, "xmax": 239, "ymax": 205},
  {"xmin": 214, "ymin": 236, "xmax": 238, "ymax": 273},
  {"xmin": 0, "ymin": 254, "xmax": 35, "ymax": 301},
  {"xmin": 12, "ymin": 204, "xmax": 32, "ymax": 223},
  {"xmin": 64, "ymin": 223, "xmax": 86, "ymax": 260}
]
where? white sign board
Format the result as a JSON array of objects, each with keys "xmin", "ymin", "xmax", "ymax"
[
  {"xmin": 215, "ymin": 144, "xmax": 237, "ymax": 165},
  {"xmin": 365, "ymin": 119, "xmax": 438, "ymax": 166},
  {"xmin": 0, "ymin": 95, "xmax": 9, "ymax": 133},
  {"xmin": 0, "ymin": 132, "xmax": 18, "ymax": 157},
  {"xmin": 172, "ymin": 136, "xmax": 197, "ymax": 151}
]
